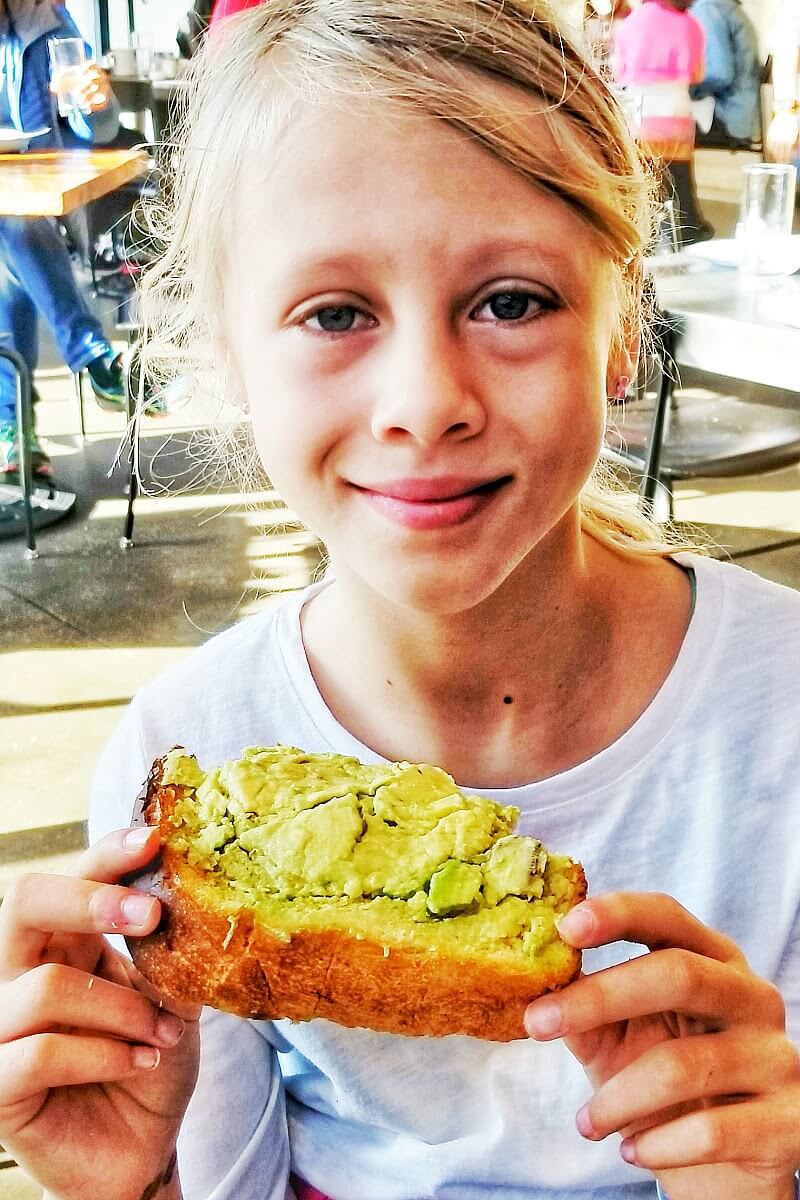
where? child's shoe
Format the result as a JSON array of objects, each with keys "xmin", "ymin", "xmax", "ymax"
[
  {"xmin": 0, "ymin": 418, "xmax": 53, "ymax": 481},
  {"xmin": 86, "ymin": 351, "xmax": 127, "ymax": 412},
  {"xmin": 87, "ymin": 351, "xmax": 167, "ymax": 417}
]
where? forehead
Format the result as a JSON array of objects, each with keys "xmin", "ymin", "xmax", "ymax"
[{"xmin": 229, "ymin": 92, "xmax": 607, "ymax": 285}]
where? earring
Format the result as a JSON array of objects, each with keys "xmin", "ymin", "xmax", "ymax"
[{"xmin": 612, "ymin": 375, "xmax": 630, "ymax": 402}]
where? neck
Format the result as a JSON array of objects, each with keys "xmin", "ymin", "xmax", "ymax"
[{"xmin": 301, "ymin": 524, "xmax": 692, "ymax": 787}]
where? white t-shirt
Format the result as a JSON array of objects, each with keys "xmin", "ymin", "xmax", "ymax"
[{"xmin": 89, "ymin": 554, "xmax": 800, "ymax": 1200}]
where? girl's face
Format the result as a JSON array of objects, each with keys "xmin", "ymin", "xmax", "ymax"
[{"xmin": 224, "ymin": 96, "xmax": 621, "ymax": 614}]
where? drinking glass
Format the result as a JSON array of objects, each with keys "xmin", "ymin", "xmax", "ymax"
[
  {"xmin": 48, "ymin": 38, "xmax": 92, "ymax": 118},
  {"xmin": 131, "ymin": 32, "xmax": 154, "ymax": 77},
  {"xmin": 736, "ymin": 163, "xmax": 797, "ymax": 275}
]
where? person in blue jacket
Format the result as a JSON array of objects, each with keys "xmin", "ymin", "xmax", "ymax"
[
  {"xmin": 690, "ymin": 0, "xmax": 762, "ymax": 145},
  {"xmin": 0, "ymin": 0, "xmax": 131, "ymax": 481}
]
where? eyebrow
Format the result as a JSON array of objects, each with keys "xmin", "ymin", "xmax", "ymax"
[
  {"xmin": 457, "ymin": 239, "xmax": 578, "ymax": 273},
  {"xmin": 283, "ymin": 239, "xmax": 578, "ymax": 281}
]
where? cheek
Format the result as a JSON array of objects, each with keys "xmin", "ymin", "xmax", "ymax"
[
  {"xmin": 508, "ymin": 344, "xmax": 608, "ymax": 460},
  {"xmin": 242, "ymin": 355, "xmax": 346, "ymax": 517}
]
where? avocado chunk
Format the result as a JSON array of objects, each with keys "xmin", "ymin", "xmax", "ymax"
[
  {"xmin": 482, "ymin": 836, "xmax": 548, "ymax": 907},
  {"xmin": 162, "ymin": 747, "xmax": 206, "ymax": 790},
  {"xmin": 427, "ymin": 859, "xmax": 483, "ymax": 915}
]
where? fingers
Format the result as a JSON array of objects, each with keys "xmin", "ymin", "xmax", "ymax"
[
  {"xmin": 0, "ymin": 1032, "xmax": 164, "ymax": 1109},
  {"xmin": 80, "ymin": 66, "xmax": 111, "ymax": 110},
  {"xmin": 68, "ymin": 825, "xmax": 160, "ymax": 885},
  {"xmin": 618, "ymin": 1086, "xmax": 800, "ymax": 1175},
  {"xmin": 84, "ymin": 83, "xmax": 111, "ymax": 112},
  {"xmin": 0, "ymin": 961, "xmax": 186, "ymax": 1050},
  {"xmin": 526, "ymin": 949, "xmax": 785, "ymax": 1041},
  {"xmin": 0, "ymin": 828, "xmax": 161, "ymax": 980},
  {"xmin": 577, "ymin": 1030, "xmax": 800, "ymax": 1143},
  {"xmin": 557, "ymin": 894, "xmax": 746, "ymax": 965}
]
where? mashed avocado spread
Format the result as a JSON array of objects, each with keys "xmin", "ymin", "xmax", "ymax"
[{"xmin": 161, "ymin": 746, "xmax": 577, "ymax": 961}]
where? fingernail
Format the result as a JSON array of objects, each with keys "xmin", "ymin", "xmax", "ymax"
[
  {"xmin": 132, "ymin": 1046, "xmax": 160, "ymax": 1071},
  {"xmin": 557, "ymin": 905, "xmax": 595, "ymax": 943},
  {"xmin": 124, "ymin": 827, "xmax": 154, "ymax": 849},
  {"xmin": 575, "ymin": 1104, "xmax": 597, "ymax": 1139},
  {"xmin": 121, "ymin": 894, "xmax": 156, "ymax": 926},
  {"xmin": 155, "ymin": 1012, "xmax": 185, "ymax": 1047},
  {"xmin": 620, "ymin": 1138, "xmax": 639, "ymax": 1165},
  {"xmin": 525, "ymin": 1000, "xmax": 562, "ymax": 1038}
]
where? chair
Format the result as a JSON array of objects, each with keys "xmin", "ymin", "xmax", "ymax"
[
  {"xmin": 0, "ymin": 340, "xmax": 76, "ymax": 556},
  {"xmin": 605, "ymin": 311, "xmax": 800, "ymax": 520},
  {"xmin": 0, "ymin": 342, "xmax": 36, "ymax": 555}
]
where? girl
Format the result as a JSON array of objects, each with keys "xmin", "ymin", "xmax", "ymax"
[
  {"xmin": 1, "ymin": 3, "xmax": 799, "ymax": 1199},
  {"xmin": 611, "ymin": 0, "xmax": 713, "ymax": 242}
]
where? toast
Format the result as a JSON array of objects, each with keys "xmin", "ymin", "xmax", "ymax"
[{"xmin": 125, "ymin": 746, "xmax": 586, "ymax": 1041}]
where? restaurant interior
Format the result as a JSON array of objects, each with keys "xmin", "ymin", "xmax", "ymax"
[{"xmin": 1, "ymin": 0, "xmax": 799, "ymax": 1194}]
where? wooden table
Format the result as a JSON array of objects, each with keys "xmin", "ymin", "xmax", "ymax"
[
  {"xmin": 0, "ymin": 147, "xmax": 147, "ymax": 217},
  {"xmin": 0, "ymin": 148, "xmax": 147, "ymax": 555}
]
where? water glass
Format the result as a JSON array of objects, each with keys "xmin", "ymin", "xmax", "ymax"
[
  {"xmin": 737, "ymin": 163, "xmax": 797, "ymax": 275},
  {"xmin": 48, "ymin": 38, "xmax": 91, "ymax": 118},
  {"xmin": 132, "ymin": 32, "xmax": 154, "ymax": 77}
]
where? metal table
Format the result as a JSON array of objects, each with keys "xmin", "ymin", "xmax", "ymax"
[
  {"xmin": 621, "ymin": 255, "xmax": 800, "ymax": 507},
  {"xmin": 110, "ymin": 75, "xmax": 188, "ymax": 146},
  {"xmin": 655, "ymin": 258, "xmax": 800, "ymax": 392}
]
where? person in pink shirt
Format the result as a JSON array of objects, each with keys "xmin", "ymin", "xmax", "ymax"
[
  {"xmin": 613, "ymin": 0, "xmax": 712, "ymax": 241},
  {"xmin": 211, "ymin": 0, "xmax": 263, "ymax": 25}
]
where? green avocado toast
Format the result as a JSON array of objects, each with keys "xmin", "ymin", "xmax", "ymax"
[{"xmin": 126, "ymin": 745, "xmax": 586, "ymax": 1041}]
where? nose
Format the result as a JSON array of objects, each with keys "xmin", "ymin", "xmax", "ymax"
[{"xmin": 370, "ymin": 321, "xmax": 486, "ymax": 448}]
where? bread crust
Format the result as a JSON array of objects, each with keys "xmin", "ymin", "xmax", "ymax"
[{"xmin": 125, "ymin": 755, "xmax": 586, "ymax": 1042}]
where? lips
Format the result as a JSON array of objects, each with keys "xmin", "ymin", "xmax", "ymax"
[{"xmin": 351, "ymin": 475, "xmax": 511, "ymax": 531}]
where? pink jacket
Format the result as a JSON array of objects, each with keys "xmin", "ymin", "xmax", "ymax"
[
  {"xmin": 613, "ymin": 1, "xmax": 705, "ymax": 85},
  {"xmin": 211, "ymin": 0, "xmax": 263, "ymax": 25}
]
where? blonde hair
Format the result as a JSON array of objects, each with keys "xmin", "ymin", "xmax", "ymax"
[{"xmin": 139, "ymin": 0, "xmax": 696, "ymax": 556}]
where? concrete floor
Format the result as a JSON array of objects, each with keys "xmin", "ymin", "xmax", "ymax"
[{"xmin": 1, "ymin": 196, "xmax": 800, "ymax": 1198}]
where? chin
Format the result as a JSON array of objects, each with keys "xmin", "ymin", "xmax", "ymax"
[{"xmin": 351, "ymin": 551, "xmax": 523, "ymax": 617}]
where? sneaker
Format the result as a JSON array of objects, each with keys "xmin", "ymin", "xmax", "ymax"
[
  {"xmin": 0, "ymin": 418, "xmax": 53, "ymax": 481},
  {"xmin": 87, "ymin": 351, "xmax": 167, "ymax": 417},
  {"xmin": 86, "ymin": 351, "xmax": 127, "ymax": 412}
]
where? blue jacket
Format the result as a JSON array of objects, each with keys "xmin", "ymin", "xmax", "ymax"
[
  {"xmin": 1, "ymin": 4, "xmax": 119, "ymax": 149},
  {"xmin": 690, "ymin": 0, "xmax": 761, "ymax": 140}
]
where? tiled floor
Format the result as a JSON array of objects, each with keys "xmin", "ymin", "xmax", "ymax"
[{"xmin": 1, "ymin": 198, "xmax": 799, "ymax": 1198}]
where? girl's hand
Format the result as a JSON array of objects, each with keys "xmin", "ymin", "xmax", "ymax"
[
  {"xmin": 525, "ymin": 893, "xmax": 800, "ymax": 1200},
  {"xmin": 0, "ymin": 828, "xmax": 201, "ymax": 1200}
]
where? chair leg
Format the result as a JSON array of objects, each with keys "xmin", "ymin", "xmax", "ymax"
[
  {"xmin": 641, "ymin": 324, "xmax": 676, "ymax": 515},
  {"xmin": 120, "ymin": 352, "xmax": 138, "ymax": 550},
  {"xmin": 0, "ymin": 345, "xmax": 37, "ymax": 558},
  {"xmin": 74, "ymin": 370, "xmax": 87, "ymax": 443}
]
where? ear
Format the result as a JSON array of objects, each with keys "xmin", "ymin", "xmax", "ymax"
[
  {"xmin": 606, "ymin": 334, "xmax": 640, "ymax": 401},
  {"xmin": 213, "ymin": 333, "xmax": 249, "ymax": 414}
]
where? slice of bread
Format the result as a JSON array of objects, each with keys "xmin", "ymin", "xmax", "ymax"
[{"xmin": 125, "ymin": 746, "xmax": 586, "ymax": 1041}]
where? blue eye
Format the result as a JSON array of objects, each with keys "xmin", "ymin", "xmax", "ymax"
[
  {"xmin": 310, "ymin": 306, "xmax": 360, "ymax": 332},
  {"xmin": 472, "ymin": 290, "xmax": 554, "ymax": 323},
  {"xmin": 490, "ymin": 292, "xmax": 531, "ymax": 320}
]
